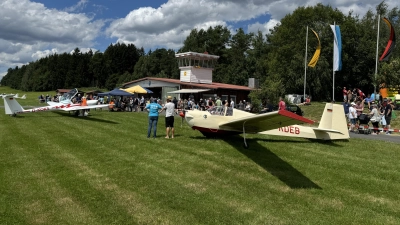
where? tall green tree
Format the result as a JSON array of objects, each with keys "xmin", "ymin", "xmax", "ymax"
[
  {"xmin": 217, "ymin": 28, "xmax": 253, "ymax": 85},
  {"xmin": 131, "ymin": 48, "xmax": 179, "ymax": 81}
]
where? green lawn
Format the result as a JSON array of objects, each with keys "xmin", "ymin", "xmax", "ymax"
[{"xmin": 1, "ymin": 87, "xmax": 400, "ymax": 224}]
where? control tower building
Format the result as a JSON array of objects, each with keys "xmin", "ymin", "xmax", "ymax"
[{"xmin": 175, "ymin": 52, "xmax": 219, "ymax": 84}]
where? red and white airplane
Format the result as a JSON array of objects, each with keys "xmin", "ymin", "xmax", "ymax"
[
  {"xmin": 3, "ymin": 89, "xmax": 110, "ymax": 117},
  {"xmin": 180, "ymin": 103, "xmax": 349, "ymax": 147}
]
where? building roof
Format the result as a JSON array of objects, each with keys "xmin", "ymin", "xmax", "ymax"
[
  {"xmin": 122, "ymin": 77, "xmax": 253, "ymax": 91},
  {"xmin": 175, "ymin": 51, "xmax": 219, "ymax": 59},
  {"xmin": 168, "ymin": 89, "xmax": 210, "ymax": 94}
]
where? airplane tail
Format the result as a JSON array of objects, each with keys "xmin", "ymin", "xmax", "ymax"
[
  {"xmin": 21, "ymin": 94, "xmax": 26, "ymax": 99},
  {"xmin": 3, "ymin": 95, "xmax": 24, "ymax": 115},
  {"xmin": 317, "ymin": 103, "xmax": 350, "ymax": 139},
  {"xmin": 14, "ymin": 93, "xmax": 19, "ymax": 98},
  {"xmin": 260, "ymin": 103, "xmax": 349, "ymax": 140}
]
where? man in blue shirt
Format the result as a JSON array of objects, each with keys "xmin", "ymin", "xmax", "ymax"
[
  {"xmin": 364, "ymin": 94, "xmax": 375, "ymax": 110},
  {"xmin": 146, "ymin": 99, "xmax": 163, "ymax": 138}
]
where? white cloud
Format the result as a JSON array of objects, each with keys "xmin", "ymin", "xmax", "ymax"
[
  {"xmin": 64, "ymin": 0, "xmax": 89, "ymax": 13},
  {"xmin": 106, "ymin": 0, "xmax": 399, "ymax": 52},
  {"xmin": 106, "ymin": 0, "xmax": 271, "ymax": 49},
  {"xmin": 32, "ymin": 49, "xmax": 58, "ymax": 59},
  {"xmin": 0, "ymin": 0, "xmax": 399, "ymax": 77},
  {"xmin": 0, "ymin": 0, "xmax": 105, "ymax": 73},
  {"xmin": 247, "ymin": 20, "xmax": 280, "ymax": 35}
]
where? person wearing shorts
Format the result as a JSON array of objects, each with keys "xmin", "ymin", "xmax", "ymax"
[
  {"xmin": 161, "ymin": 96, "xmax": 177, "ymax": 139},
  {"xmin": 348, "ymin": 102, "xmax": 357, "ymax": 132}
]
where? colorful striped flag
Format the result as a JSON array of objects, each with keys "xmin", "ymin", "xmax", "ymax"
[{"xmin": 330, "ymin": 25, "xmax": 342, "ymax": 71}]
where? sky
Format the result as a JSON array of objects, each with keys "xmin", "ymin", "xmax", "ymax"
[{"xmin": 0, "ymin": 0, "xmax": 399, "ymax": 80}]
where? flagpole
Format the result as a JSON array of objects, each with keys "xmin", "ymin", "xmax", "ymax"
[
  {"xmin": 374, "ymin": 14, "xmax": 380, "ymax": 101},
  {"xmin": 332, "ymin": 22, "xmax": 335, "ymax": 102},
  {"xmin": 304, "ymin": 26, "xmax": 308, "ymax": 101}
]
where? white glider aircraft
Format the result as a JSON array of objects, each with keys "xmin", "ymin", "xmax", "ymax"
[
  {"xmin": 180, "ymin": 103, "xmax": 349, "ymax": 147},
  {"xmin": 3, "ymin": 89, "xmax": 110, "ymax": 117},
  {"xmin": 14, "ymin": 93, "xmax": 26, "ymax": 99}
]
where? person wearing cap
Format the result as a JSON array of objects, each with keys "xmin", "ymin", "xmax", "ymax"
[
  {"xmin": 145, "ymin": 98, "xmax": 163, "ymax": 138},
  {"xmin": 160, "ymin": 96, "xmax": 177, "ymax": 139},
  {"xmin": 369, "ymin": 104, "xmax": 380, "ymax": 135},
  {"xmin": 348, "ymin": 102, "xmax": 357, "ymax": 132},
  {"xmin": 76, "ymin": 93, "xmax": 82, "ymax": 103}
]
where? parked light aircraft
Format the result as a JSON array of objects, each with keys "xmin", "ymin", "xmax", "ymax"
[
  {"xmin": 13, "ymin": 93, "xmax": 26, "ymax": 99},
  {"xmin": 3, "ymin": 89, "xmax": 110, "ymax": 117},
  {"xmin": 180, "ymin": 103, "xmax": 349, "ymax": 147}
]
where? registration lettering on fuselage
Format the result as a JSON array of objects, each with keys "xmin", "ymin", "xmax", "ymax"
[{"xmin": 278, "ymin": 126, "xmax": 300, "ymax": 134}]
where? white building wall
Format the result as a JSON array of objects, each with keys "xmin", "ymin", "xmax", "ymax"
[
  {"xmin": 180, "ymin": 67, "xmax": 192, "ymax": 82},
  {"xmin": 191, "ymin": 67, "xmax": 212, "ymax": 84}
]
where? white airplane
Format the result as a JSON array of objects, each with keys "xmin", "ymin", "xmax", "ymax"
[
  {"xmin": 179, "ymin": 103, "xmax": 349, "ymax": 148},
  {"xmin": 3, "ymin": 89, "xmax": 110, "ymax": 117},
  {"xmin": 14, "ymin": 93, "xmax": 26, "ymax": 99}
]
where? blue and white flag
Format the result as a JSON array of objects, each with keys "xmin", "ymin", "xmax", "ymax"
[{"xmin": 330, "ymin": 25, "xmax": 342, "ymax": 71}]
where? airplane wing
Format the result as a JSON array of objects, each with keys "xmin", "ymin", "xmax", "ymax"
[
  {"xmin": 47, "ymin": 101, "xmax": 59, "ymax": 106},
  {"xmin": 60, "ymin": 104, "xmax": 111, "ymax": 111},
  {"xmin": 219, "ymin": 110, "xmax": 314, "ymax": 133}
]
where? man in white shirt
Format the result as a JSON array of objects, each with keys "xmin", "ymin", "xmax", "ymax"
[
  {"xmin": 160, "ymin": 96, "xmax": 177, "ymax": 138},
  {"xmin": 348, "ymin": 102, "xmax": 357, "ymax": 132},
  {"xmin": 230, "ymin": 98, "xmax": 235, "ymax": 108}
]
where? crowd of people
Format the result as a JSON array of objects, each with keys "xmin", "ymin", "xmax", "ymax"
[{"xmin": 343, "ymin": 87, "xmax": 396, "ymax": 135}]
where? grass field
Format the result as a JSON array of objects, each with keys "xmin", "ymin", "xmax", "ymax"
[{"xmin": 1, "ymin": 87, "xmax": 400, "ymax": 224}]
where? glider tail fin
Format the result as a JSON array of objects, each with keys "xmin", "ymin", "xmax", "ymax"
[
  {"xmin": 3, "ymin": 95, "xmax": 24, "ymax": 115},
  {"xmin": 317, "ymin": 103, "xmax": 350, "ymax": 139}
]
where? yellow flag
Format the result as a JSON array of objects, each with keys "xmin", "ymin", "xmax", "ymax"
[{"xmin": 308, "ymin": 29, "xmax": 321, "ymax": 67}]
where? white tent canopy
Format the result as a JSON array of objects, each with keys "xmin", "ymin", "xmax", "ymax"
[{"xmin": 167, "ymin": 89, "xmax": 210, "ymax": 94}]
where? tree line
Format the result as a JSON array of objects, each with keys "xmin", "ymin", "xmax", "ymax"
[{"xmin": 1, "ymin": 1, "xmax": 399, "ymax": 104}]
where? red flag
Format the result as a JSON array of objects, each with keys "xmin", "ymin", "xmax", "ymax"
[{"xmin": 379, "ymin": 18, "xmax": 396, "ymax": 61}]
